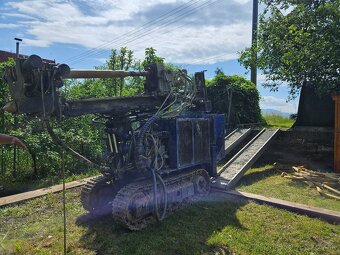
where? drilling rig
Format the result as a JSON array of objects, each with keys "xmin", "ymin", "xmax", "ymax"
[{"xmin": 3, "ymin": 54, "xmax": 225, "ymax": 230}]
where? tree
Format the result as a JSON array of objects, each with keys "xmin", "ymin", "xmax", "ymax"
[
  {"xmin": 239, "ymin": 0, "xmax": 340, "ymax": 98},
  {"xmin": 98, "ymin": 47, "xmax": 134, "ymax": 96},
  {"xmin": 142, "ymin": 47, "xmax": 164, "ymax": 67},
  {"xmin": 97, "ymin": 47, "xmax": 166, "ymax": 97}
]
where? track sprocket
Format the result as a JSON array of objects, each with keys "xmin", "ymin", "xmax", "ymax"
[{"xmin": 81, "ymin": 175, "xmax": 115, "ymax": 216}]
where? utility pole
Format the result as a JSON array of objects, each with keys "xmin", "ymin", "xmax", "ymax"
[{"xmin": 251, "ymin": 0, "xmax": 258, "ymax": 86}]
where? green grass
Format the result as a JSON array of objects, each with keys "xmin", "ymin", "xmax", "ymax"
[
  {"xmin": 263, "ymin": 114, "xmax": 295, "ymax": 128},
  {"xmin": 0, "ymin": 169, "xmax": 100, "ymax": 197},
  {"xmin": 236, "ymin": 165, "xmax": 340, "ymax": 212},
  {"xmin": 0, "ymin": 188, "xmax": 339, "ymax": 255}
]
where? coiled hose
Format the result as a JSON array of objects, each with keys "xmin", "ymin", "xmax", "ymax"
[
  {"xmin": 150, "ymin": 167, "xmax": 168, "ymax": 221},
  {"xmin": 135, "ymin": 115, "xmax": 168, "ymax": 221}
]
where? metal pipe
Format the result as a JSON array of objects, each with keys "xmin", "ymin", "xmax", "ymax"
[
  {"xmin": 66, "ymin": 70, "xmax": 148, "ymax": 79},
  {"xmin": 14, "ymin": 37, "xmax": 22, "ymax": 59},
  {"xmin": 16, "ymin": 42, "xmax": 19, "ymax": 59}
]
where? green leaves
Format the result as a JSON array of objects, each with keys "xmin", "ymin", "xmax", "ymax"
[
  {"xmin": 239, "ymin": 0, "xmax": 340, "ymax": 97},
  {"xmin": 207, "ymin": 72, "xmax": 264, "ymax": 126},
  {"xmin": 142, "ymin": 47, "xmax": 164, "ymax": 67}
]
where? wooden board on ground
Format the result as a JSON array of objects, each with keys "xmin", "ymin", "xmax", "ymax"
[
  {"xmin": 218, "ymin": 189, "xmax": 340, "ymax": 224},
  {"xmin": 0, "ymin": 176, "xmax": 98, "ymax": 207}
]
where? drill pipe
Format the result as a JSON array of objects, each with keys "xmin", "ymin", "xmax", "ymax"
[{"xmin": 66, "ymin": 70, "xmax": 148, "ymax": 79}]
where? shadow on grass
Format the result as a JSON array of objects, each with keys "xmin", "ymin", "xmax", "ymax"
[
  {"xmin": 236, "ymin": 167, "xmax": 283, "ymax": 188},
  {"xmin": 286, "ymin": 178, "xmax": 312, "ymax": 189},
  {"xmin": 76, "ymin": 195, "xmax": 247, "ymax": 255}
]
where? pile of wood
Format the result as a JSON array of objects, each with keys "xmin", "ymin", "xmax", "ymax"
[{"xmin": 275, "ymin": 163, "xmax": 340, "ymax": 201}]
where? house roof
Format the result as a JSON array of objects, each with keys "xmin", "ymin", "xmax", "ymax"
[{"xmin": 0, "ymin": 50, "xmax": 55, "ymax": 63}]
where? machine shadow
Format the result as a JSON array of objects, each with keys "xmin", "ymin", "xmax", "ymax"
[
  {"xmin": 76, "ymin": 193, "xmax": 247, "ymax": 255},
  {"xmin": 235, "ymin": 166, "xmax": 282, "ymax": 187}
]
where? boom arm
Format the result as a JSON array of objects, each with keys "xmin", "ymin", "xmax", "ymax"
[{"xmin": 2, "ymin": 54, "xmax": 210, "ymax": 118}]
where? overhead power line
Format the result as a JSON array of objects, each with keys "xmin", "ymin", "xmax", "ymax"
[
  {"xmin": 69, "ymin": 0, "xmax": 212, "ymax": 65},
  {"xmin": 68, "ymin": 0, "xmax": 221, "ymax": 65},
  {"xmin": 186, "ymin": 53, "xmax": 231, "ymax": 65},
  {"xmin": 114, "ymin": 0, "xmax": 224, "ymax": 57},
  {"xmin": 63, "ymin": 0, "xmax": 200, "ymax": 63}
]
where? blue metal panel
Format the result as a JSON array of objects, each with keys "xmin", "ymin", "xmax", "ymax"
[
  {"xmin": 210, "ymin": 114, "xmax": 225, "ymax": 151},
  {"xmin": 156, "ymin": 114, "xmax": 224, "ymax": 176},
  {"xmin": 156, "ymin": 118, "xmax": 178, "ymax": 168},
  {"xmin": 176, "ymin": 118, "xmax": 211, "ymax": 169}
]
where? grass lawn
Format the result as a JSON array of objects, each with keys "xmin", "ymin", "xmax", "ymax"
[
  {"xmin": 0, "ymin": 169, "xmax": 100, "ymax": 197},
  {"xmin": 0, "ymin": 187, "xmax": 339, "ymax": 255},
  {"xmin": 236, "ymin": 165, "xmax": 340, "ymax": 212},
  {"xmin": 263, "ymin": 114, "xmax": 295, "ymax": 129}
]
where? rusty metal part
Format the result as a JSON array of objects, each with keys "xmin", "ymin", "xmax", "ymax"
[
  {"xmin": 2, "ymin": 101, "xmax": 17, "ymax": 113},
  {"xmin": 112, "ymin": 169, "xmax": 210, "ymax": 230},
  {"xmin": 66, "ymin": 70, "xmax": 148, "ymax": 79},
  {"xmin": 63, "ymin": 95, "xmax": 165, "ymax": 116}
]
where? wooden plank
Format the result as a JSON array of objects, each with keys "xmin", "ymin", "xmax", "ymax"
[
  {"xmin": 218, "ymin": 189, "xmax": 340, "ymax": 224},
  {"xmin": 0, "ymin": 176, "xmax": 97, "ymax": 207}
]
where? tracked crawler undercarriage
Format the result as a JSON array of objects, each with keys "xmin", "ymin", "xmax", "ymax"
[
  {"xmin": 3, "ymin": 53, "xmax": 225, "ymax": 230},
  {"xmin": 81, "ymin": 169, "xmax": 210, "ymax": 230}
]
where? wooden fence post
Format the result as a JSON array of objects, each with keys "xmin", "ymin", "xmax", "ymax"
[
  {"xmin": 333, "ymin": 95, "xmax": 340, "ymax": 173},
  {"xmin": 1, "ymin": 112, "xmax": 5, "ymax": 175},
  {"xmin": 13, "ymin": 116, "xmax": 17, "ymax": 178}
]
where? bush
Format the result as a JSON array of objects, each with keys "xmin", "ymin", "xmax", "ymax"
[{"xmin": 207, "ymin": 71, "xmax": 264, "ymax": 127}]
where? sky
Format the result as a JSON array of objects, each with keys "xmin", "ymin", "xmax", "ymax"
[{"xmin": 0, "ymin": 0, "xmax": 299, "ymax": 113}]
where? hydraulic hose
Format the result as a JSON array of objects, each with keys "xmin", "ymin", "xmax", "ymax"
[
  {"xmin": 150, "ymin": 167, "xmax": 168, "ymax": 221},
  {"xmin": 136, "ymin": 115, "xmax": 168, "ymax": 221},
  {"xmin": 134, "ymin": 115, "xmax": 160, "ymax": 171}
]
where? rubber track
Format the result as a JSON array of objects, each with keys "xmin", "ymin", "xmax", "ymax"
[
  {"xmin": 112, "ymin": 169, "xmax": 210, "ymax": 230},
  {"xmin": 80, "ymin": 175, "xmax": 111, "ymax": 213}
]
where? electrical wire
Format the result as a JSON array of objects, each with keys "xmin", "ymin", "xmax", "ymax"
[
  {"xmin": 64, "ymin": 0, "xmax": 201, "ymax": 64},
  {"xmin": 116, "ymin": 0, "xmax": 224, "ymax": 57},
  {"xmin": 183, "ymin": 52, "xmax": 231, "ymax": 66},
  {"xmin": 74, "ymin": 0, "xmax": 216, "ymax": 64},
  {"xmin": 69, "ymin": 0, "xmax": 221, "ymax": 65},
  {"xmin": 45, "ymin": 121, "xmax": 107, "ymax": 171},
  {"xmin": 68, "ymin": 0, "xmax": 210, "ymax": 64}
]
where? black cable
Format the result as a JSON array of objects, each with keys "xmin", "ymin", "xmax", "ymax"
[
  {"xmin": 150, "ymin": 167, "xmax": 168, "ymax": 221},
  {"xmin": 134, "ymin": 114, "xmax": 168, "ymax": 221},
  {"xmin": 134, "ymin": 115, "xmax": 160, "ymax": 171},
  {"xmin": 45, "ymin": 121, "xmax": 106, "ymax": 171},
  {"xmin": 72, "ymin": 0, "xmax": 220, "ymax": 65},
  {"xmin": 117, "ymin": 0, "xmax": 223, "ymax": 57}
]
